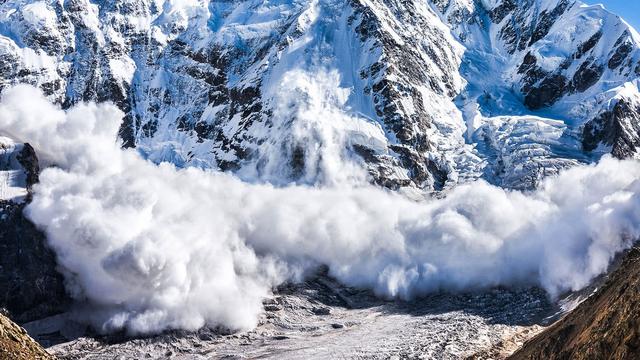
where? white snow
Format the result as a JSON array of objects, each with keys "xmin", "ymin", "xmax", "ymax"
[
  {"xmin": 0, "ymin": 0, "xmax": 640, "ymax": 342},
  {"xmin": 3, "ymin": 85, "xmax": 640, "ymax": 336},
  {"xmin": 19, "ymin": 2, "xmax": 56, "ymax": 28}
]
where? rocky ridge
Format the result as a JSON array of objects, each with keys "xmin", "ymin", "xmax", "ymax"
[
  {"xmin": 510, "ymin": 247, "xmax": 640, "ymax": 360},
  {"xmin": 0, "ymin": 138, "xmax": 69, "ymax": 323},
  {"xmin": 0, "ymin": 312, "xmax": 53, "ymax": 360},
  {"xmin": 0, "ymin": 0, "xmax": 639, "ymax": 191},
  {"xmin": 1, "ymin": 1, "xmax": 640, "ymax": 358}
]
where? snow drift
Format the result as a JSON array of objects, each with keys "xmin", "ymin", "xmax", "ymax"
[{"xmin": 1, "ymin": 84, "xmax": 640, "ymax": 335}]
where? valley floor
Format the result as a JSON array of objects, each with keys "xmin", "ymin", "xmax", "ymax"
[{"xmin": 29, "ymin": 275, "xmax": 564, "ymax": 359}]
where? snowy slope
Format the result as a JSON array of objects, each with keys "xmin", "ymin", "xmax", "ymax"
[
  {"xmin": 0, "ymin": 0, "xmax": 639, "ymax": 191},
  {"xmin": 435, "ymin": 0, "xmax": 640, "ymax": 188}
]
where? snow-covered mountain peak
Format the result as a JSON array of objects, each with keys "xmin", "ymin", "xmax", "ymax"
[{"xmin": 0, "ymin": 0, "xmax": 639, "ymax": 191}]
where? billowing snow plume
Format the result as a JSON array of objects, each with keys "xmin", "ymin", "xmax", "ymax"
[
  {"xmin": 1, "ymin": 84, "xmax": 640, "ymax": 335},
  {"xmin": 238, "ymin": 69, "xmax": 379, "ymax": 186}
]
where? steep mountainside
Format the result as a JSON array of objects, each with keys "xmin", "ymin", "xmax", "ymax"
[
  {"xmin": 2, "ymin": 2, "xmax": 640, "ymax": 357},
  {"xmin": 0, "ymin": 137, "xmax": 37, "ymax": 202},
  {"xmin": 1, "ymin": 0, "xmax": 639, "ymax": 191},
  {"xmin": 0, "ymin": 137, "xmax": 69, "ymax": 323},
  {"xmin": 0, "ymin": 312, "xmax": 54, "ymax": 360},
  {"xmin": 510, "ymin": 247, "xmax": 640, "ymax": 360}
]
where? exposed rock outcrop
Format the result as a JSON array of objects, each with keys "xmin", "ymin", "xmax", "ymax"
[
  {"xmin": 0, "ymin": 201, "xmax": 69, "ymax": 324},
  {"xmin": 1, "ymin": 0, "xmax": 639, "ymax": 191},
  {"xmin": 0, "ymin": 312, "xmax": 54, "ymax": 360},
  {"xmin": 583, "ymin": 96, "xmax": 640, "ymax": 159},
  {"xmin": 510, "ymin": 247, "xmax": 640, "ymax": 360},
  {"xmin": 0, "ymin": 139, "xmax": 69, "ymax": 323}
]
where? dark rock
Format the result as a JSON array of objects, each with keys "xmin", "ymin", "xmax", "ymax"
[
  {"xmin": 570, "ymin": 61, "xmax": 603, "ymax": 93},
  {"xmin": 517, "ymin": 52, "xmax": 537, "ymax": 74},
  {"xmin": 390, "ymin": 145, "xmax": 448, "ymax": 190},
  {"xmin": 609, "ymin": 41, "xmax": 633, "ymax": 70},
  {"xmin": 510, "ymin": 247, "xmax": 640, "ymax": 360},
  {"xmin": 0, "ymin": 201, "xmax": 69, "ymax": 324},
  {"xmin": 312, "ymin": 307, "xmax": 331, "ymax": 316},
  {"xmin": 489, "ymin": 0, "xmax": 517, "ymax": 23},
  {"xmin": 524, "ymin": 74, "xmax": 567, "ymax": 110},
  {"xmin": 495, "ymin": 0, "xmax": 536, "ymax": 54},
  {"xmin": 528, "ymin": 0, "xmax": 570, "ymax": 46},
  {"xmin": 0, "ymin": 145, "xmax": 69, "ymax": 323},
  {"xmin": 264, "ymin": 304, "xmax": 282, "ymax": 312},
  {"xmin": 574, "ymin": 31, "xmax": 602, "ymax": 59},
  {"xmin": 518, "ymin": 51, "xmax": 574, "ymax": 110},
  {"xmin": 582, "ymin": 98, "xmax": 640, "ymax": 158},
  {"xmin": 15, "ymin": 144, "xmax": 40, "ymax": 193}
]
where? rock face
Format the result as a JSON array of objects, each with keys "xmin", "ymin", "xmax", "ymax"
[
  {"xmin": 0, "ymin": 137, "xmax": 39, "ymax": 202},
  {"xmin": 0, "ymin": 2, "xmax": 639, "ymax": 357},
  {"xmin": 0, "ymin": 312, "xmax": 53, "ymax": 360},
  {"xmin": 0, "ymin": 0, "xmax": 639, "ymax": 191},
  {"xmin": 0, "ymin": 201, "xmax": 69, "ymax": 323},
  {"xmin": 510, "ymin": 247, "xmax": 640, "ymax": 360},
  {"xmin": 0, "ymin": 139, "xmax": 68, "ymax": 323},
  {"xmin": 583, "ymin": 94, "xmax": 640, "ymax": 159}
]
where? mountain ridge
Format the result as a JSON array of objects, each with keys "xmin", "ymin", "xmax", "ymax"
[
  {"xmin": 509, "ymin": 247, "xmax": 640, "ymax": 360},
  {"xmin": 1, "ymin": 0, "xmax": 639, "ymax": 192}
]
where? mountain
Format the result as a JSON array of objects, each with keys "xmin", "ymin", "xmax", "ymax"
[
  {"xmin": 509, "ymin": 247, "xmax": 640, "ymax": 360},
  {"xmin": 1, "ymin": 1, "xmax": 640, "ymax": 358},
  {"xmin": 0, "ymin": 312, "xmax": 54, "ymax": 360},
  {"xmin": 1, "ymin": 0, "xmax": 639, "ymax": 191},
  {"xmin": 0, "ymin": 137, "xmax": 37, "ymax": 202},
  {"xmin": 0, "ymin": 137, "xmax": 68, "ymax": 323}
]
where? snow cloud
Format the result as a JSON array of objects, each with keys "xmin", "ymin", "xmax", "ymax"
[
  {"xmin": 1, "ymin": 83, "xmax": 640, "ymax": 335},
  {"xmin": 238, "ymin": 69, "xmax": 384, "ymax": 186}
]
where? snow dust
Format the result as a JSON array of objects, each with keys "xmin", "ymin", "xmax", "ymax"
[{"xmin": 0, "ymin": 82, "xmax": 639, "ymax": 335}]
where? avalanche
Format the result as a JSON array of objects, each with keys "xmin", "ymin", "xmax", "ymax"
[
  {"xmin": 1, "ymin": 85, "xmax": 640, "ymax": 335},
  {"xmin": 1, "ymin": 0, "xmax": 640, "ymax": 338}
]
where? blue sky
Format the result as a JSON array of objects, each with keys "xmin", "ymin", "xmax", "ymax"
[{"xmin": 587, "ymin": 1, "xmax": 640, "ymax": 30}]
